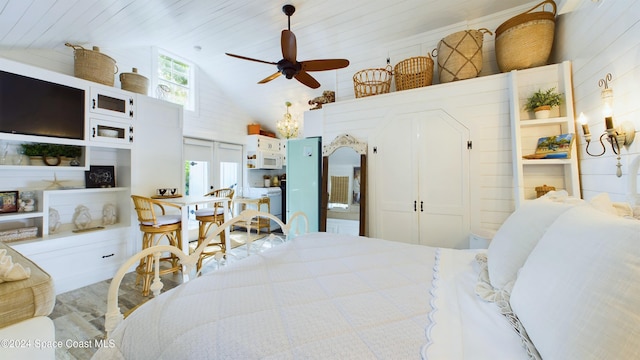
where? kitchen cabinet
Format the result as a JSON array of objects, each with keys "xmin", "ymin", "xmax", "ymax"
[
  {"xmin": 509, "ymin": 61, "xmax": 580, "ymax": 207},
  {"xmin": 371, "ymin": 110, "xmax": 471, "ymax": 249}
]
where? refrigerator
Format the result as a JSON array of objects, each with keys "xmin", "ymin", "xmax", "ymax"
[{"xmin": 286, "ymin": 137, "xmax": 321, "ymax": 232}]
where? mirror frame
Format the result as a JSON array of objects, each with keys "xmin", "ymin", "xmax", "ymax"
[{"xmin": 320, "ymin": 134, "xmax": 367, "ymax": 236}]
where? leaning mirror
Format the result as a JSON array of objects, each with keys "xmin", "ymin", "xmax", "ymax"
[{"xmin": 320, "ymin": 134, "xmax": 367, "ymax": 236}]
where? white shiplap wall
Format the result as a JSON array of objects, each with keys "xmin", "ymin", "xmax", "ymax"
[
  {"xmin": 320, "ymin": 0, "xmax": 640, "ymax": 235},
  {"xmin": 552, "ymin": 0, "xmax": 640, "ymax": 203}
]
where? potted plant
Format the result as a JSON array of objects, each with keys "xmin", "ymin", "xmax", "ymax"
[
  {"xmin": 524, "ymin": 87, "xmax": 563, "ymax": 119},
  {"xmin": 20, "ymin": 143, "xmax": 82, "ymax": 166}
]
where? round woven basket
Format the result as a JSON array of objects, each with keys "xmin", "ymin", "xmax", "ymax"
[
  {"xmin": 393, "ymin": 56, "xmax": 434, "ymax": 91},
  {"xmin": 65, "ymin": 43, "xmax": 117, "ymax": 86},
  {"xmin": 120, "ymin": 68, "xmax": 149, "ymax": 95},
  {"xmin": 436, "ymin": 28, "xmax": 492, "ymax": 83},
  {"xmin": 495, "ymin": 0, "xmax": 556, "ymax": 73},
  {"xmin": 353, "ymin": 66, "xmax": 393, "ymax": 98}
]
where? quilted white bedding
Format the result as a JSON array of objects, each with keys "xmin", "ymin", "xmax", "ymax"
[{"xmin": 92, "ymin": 233, "xmax": 527, "ymax": 360}]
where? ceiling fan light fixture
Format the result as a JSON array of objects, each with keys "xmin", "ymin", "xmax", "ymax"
[{"xmin": 225, "ymin": 4, "xmax": 349, "ymax": 88}]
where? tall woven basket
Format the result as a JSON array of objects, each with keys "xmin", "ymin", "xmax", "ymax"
[
  {"xmin": 436, "ymin": 28, "xmax": 492, "ymax": 83},
  {"xmin": 394, "ymin": 56, "xmax": 434, "ymax": 91},
  {"xmin": 65, "ymin": 43, "xmax": 118, "ymax": 86},
  {"xmin": 353, "ymin": 66, "xmax": 393, "ymax": 98},
  {"xmin": 495, "ymin": 0, "xmax": 556, "ymax": 73}
]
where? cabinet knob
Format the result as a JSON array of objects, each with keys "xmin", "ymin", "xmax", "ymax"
[{"xmin": 102, "ymin": 253, "xmax": 114, "ymax": 259}]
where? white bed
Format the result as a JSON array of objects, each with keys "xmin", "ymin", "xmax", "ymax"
[{"xmin": 93, "ymin": 177, "xmax": 640, "ymax": 359}]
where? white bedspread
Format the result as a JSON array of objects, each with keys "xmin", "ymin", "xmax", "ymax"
[{"xmin": 93, "ymin": 233, "xmax": 527, "ymax": 359}]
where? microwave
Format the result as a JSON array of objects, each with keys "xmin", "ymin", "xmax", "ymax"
[{"xmin": 257, "ymin": 150, "xmax": 283, "ymax": 169}]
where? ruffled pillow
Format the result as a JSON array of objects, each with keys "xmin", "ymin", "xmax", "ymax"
[{"xmin": 0, "ymin": 248, "xmax": 31, "ymax": 283}]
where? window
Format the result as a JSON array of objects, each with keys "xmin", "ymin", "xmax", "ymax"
[{"xmin": 155, "ymin": 49, "xmax": 196, "ymax": 111}]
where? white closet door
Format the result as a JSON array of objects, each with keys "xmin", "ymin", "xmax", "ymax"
[
  {"xmin": 416, "ymin": 111, "xmax": 470, "ymax": 249},
  {"xmin": 373, "ymin": 113, "xmax": 420, "ymax": 244}
]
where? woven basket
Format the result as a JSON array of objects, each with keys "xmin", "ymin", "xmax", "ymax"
[
  {"xmin": 353, "ymin": 66, "xmax": 393, "ymax": 98},
  {"xmin": 436, "ymin": 28, "xmax": 492, "ymax": 83},
  {"xmin": 495, "ymin": 0, "xmax": 556, "ymax": 73},
  {"xmin": 66, "ymin": 43, "xmax": 117, "ymax": 86},
  {"xmin": 535, "ymin": 184, "xmax": 556, "ymax": 198},
  {"xmin": 394, "ymin": 56, "xmax": 434, "ymax": 91},
  {"xmin": 120, "ymin": 68, "xmax": 149, "ymax": 95}
]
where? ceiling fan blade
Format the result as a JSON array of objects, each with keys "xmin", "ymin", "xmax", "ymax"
[
  {"xmin": 225, "ymin": 53, "xmax": 277, "ymax": 65},
  {"xmin": 302, "ymin": 59, "xmax": 350, "ymax": 72},
  {"xmin": 281, "ymin": 30, "xmax": 297, "ymax": 63},
  {"xmin": 294, "ymin": 71, "xmax": 321, "ymax": 89},
  {"xmin": 258, "ymin": 72, "xmax": 282, "ymax": 84}
]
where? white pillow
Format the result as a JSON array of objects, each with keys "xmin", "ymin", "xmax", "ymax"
[
  {"xmin": 486, "ymin": 198, "xmax": 577, "ymax": 290},
  {"xmin": 510, "ymin": 205, "xmax": 640, "ymax": 360}
]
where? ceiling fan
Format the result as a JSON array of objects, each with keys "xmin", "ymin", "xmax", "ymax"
[{"xmin": 225, "ymin": 4, "xmax": 349, "ymax": 89}]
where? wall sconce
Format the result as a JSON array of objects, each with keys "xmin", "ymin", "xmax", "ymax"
[{"xmin": 579, "ymin": 73, "xmax": 635, "ymax": 177}]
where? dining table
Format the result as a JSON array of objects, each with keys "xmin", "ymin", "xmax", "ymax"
[{"xmin": 154, "ymin": 195, "xmax": 232, "ymax": 254}]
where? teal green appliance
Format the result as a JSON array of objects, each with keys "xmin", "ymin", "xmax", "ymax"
[{"xmin": 286, "ymin": 137, "xmax": 321, "ymax": 232}]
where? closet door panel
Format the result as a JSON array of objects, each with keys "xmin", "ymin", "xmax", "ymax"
[
  {"xmin": 373, "ymin": 114, "xmax": 419, "ymax": 244},
  {"xmin": 417, "ymin": 111, "xmax": 470, "ymax": 249}
]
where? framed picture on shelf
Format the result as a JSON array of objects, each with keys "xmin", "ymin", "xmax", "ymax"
[
  {"xmin": 85, "ymin": 166, "xmax": 116, "ymax": 188},
  {"xmin": 523, "ymin": 133, "xmax": 574, "ymax": 159},
  {"xmin": 0, "ymin": 191, "xmax": 19, "ymax": 213}
]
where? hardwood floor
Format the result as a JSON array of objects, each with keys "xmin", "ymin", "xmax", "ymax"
[{"xmin": 50, "ymin": 234, "xmax": 273, "ymax": 360}]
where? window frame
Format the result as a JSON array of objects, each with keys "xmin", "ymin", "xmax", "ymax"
[{"xmin": 152, "ymin": 47, "xmax": 197, "ymax": 113}]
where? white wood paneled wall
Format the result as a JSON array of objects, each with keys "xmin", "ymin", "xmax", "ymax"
[{"xmin": 552, "ymin": 0, "xmax": 640, "ymax": 202}]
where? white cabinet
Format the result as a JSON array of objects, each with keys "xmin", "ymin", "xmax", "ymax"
[
  {"xmin": 89, "ymin": 86, "xmax": 136, "ymax": 120},
  {"xmin": 89, "ymin": 117, "xmax": 134, "ymax": 146},
  {"xmin": 371, "ymin": 110, "xmax": 471, "ymax": 249},
  {"xmin": 0, "ymin": 58, "xmax": 180, "ymax": 294},
  {"xmin": 509, "ymin": 61, "xmax": 580, "ymax": 207},
  {"xmin": 131, "ymin": 96, "xmax": 183, "ymax": 197},
  {"xmin": 247, "ymin": 135, "xmax": 282, "ymax": 152}
]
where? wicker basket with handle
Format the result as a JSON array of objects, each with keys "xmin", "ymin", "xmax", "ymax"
[
  {"xmin": 494, "ymin": 0, "xmax": 557, "ymax": 73},
  {"xmin": 65, "ymin": 43, "xmax": 118, "ymax": 86},
  {"xmin": 436, "ymin": 28, "xmax": 492, "ymax": 83},
  {"xmin": 353, "ymin": 66, "xmax": 393, "ymax": 98},
  {"xmin": 393, "ymin": 56, "xmax": 434, "ymax": 91}
]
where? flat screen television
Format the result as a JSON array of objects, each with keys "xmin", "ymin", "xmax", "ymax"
[{"xmin": 0, "ymin": 70, "xmax": 85, "ymax": 140}]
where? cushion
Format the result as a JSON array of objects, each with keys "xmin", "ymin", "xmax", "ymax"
[
  {"xmin": 140, "ymin": 214, "xmax": 181, "ymax": 226},
  {"xmin": 486, "ymin": 198, "xmax": 578, "ymax": 291},
  {"xmin": 194, "ymin": 207, "xmax": 225, "ymax": 217},
  {"xmin": 510, "ymin": 205, "xmax": 640, "ymax": 359},
  {"xmin": 0, "ymin": 243, "xmax": 55, "ymax": 328}
]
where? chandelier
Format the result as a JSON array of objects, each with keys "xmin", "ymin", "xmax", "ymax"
[{"xmin": 277, "ymin": 101, "xmax": 299, "ymax": 139}]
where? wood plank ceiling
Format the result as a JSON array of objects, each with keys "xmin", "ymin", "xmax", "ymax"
[{"xmin": 0, "ymin": 0, "xmax": 536, "ymax": 129}]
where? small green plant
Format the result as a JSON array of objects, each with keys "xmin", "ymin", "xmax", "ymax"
[
  {"xmin": 524, "ymin": 87, "xmax": 563, "ymax": 112},
  {"xmin": 20, "ymin": 143, "xmax": 82, "ymax": 158}
]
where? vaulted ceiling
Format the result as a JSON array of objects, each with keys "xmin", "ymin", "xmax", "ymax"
[{"xmin": 0, "ymin": 0, "xmax": 550, "ymax": 130}]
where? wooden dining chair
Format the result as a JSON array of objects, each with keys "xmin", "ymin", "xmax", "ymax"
[
  {"xmin": 131, "ymin": 195, "xmax": 183, "ymax": 296},
  {"xmin": 194, "ymin": 188, "xmax": 234, "ymax": 271}
]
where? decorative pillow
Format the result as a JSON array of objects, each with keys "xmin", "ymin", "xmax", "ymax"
[
  {"xmin": 0, "ymin": 249, "xmax": 31, "ymax": 283},
  {"xmin": 510, "ymin": 205, "xmax": 640, "ymax": 360},
  {"xmin": 486, "ymin": 198, "xmax": 578, "ymax": 291}
]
